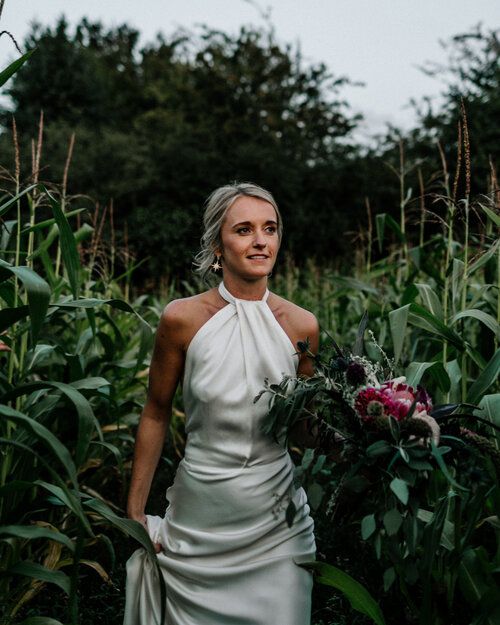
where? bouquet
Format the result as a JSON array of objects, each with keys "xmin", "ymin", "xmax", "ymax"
[{"xmin": 256, "ymin": 316, "xmax": 500, "ymax": 624}]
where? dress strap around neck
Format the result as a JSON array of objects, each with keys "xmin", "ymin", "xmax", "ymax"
[{"xmin": 218, "ymin": 281, "xmax": 269, "ymax": 304}]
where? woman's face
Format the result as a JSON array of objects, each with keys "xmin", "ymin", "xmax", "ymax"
[{"xmin": 218, "ymin": 196, "xmax": 280, "ymax": 280}]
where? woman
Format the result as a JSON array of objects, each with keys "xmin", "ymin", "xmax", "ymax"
[{"xmin": 124, "ymin": 182, "xmax": 318, "ymax": 625}]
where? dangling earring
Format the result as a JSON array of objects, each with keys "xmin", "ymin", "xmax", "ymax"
[{"xmin": 211, "ymin": 254, "xmax": 222, "ymax": 272}]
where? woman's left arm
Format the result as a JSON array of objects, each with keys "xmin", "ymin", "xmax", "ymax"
[
  {"xmin": 290, "ymin": 312, "xmax": 344, "ymax": 460},
  {"xmin": 289, "ymin": 311, "xmax": 320, "ymax": 448}
]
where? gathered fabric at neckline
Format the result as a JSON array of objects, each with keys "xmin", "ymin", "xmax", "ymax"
[{"xmin": 219, "ymin": 281, "xmax": 270, "ymax": 305}]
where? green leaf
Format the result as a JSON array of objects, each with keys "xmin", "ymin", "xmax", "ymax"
[
  {"xmin": 366, "ymin": 440, "xmax": 392, "ymax": 457},
  {"xmin": 8, "ymin": 560, "xmax": 70, "ymax": 594},
  {"xmin": 0, "ymin": 184, "xmax": 37, "ymax": 219},
  {"xmin": 0, "ymin": 304, "xmax": 30, "ymax": 332},
  {"xmin": 83, "ymin": 498, "xmax": 167, "ymax": 624},
  {"xmin": 0, "ymin": 49, "xmax": 35, "ymax": 88},
  {"xmin": 467, "ymin": 350, "xmax": 500, "ymax": 404},
  {"xmin": 39, "ymin": 185, "xmax": 81, "ymax": 299},
  {"xmin": 51, "ymin": 297, "xmax": 152, "ymax": 333},
  {"xmin": 417, "ymin": 509, "xmax": 454, "ymax": 550},
  {"xmin": 376, "ymin": 212, "xmax": 405, "ymax": 252},
  {"xmin": 285, "ymin": 500, "xmax": 297, "ymax": 527},
  {"xmin": 477, "ymin": 202, "xmax": 500, "ymax": 227},
  {"xmin": 430, "ymin": 442, "xmax": 467, "ymax": 491},
  {"xmin": 303, "ymin": 561, "xmax": 386, "ymax": 625},
  {"xmin": 21, "ymin": 207, "xmax": 87, "ymax": 234},
  {"xmin": 390, "ymin": 478, "xmax": 409, "ymax": 505},
  {"xmin": 0, "ymin": 524, "xmax": 74, "ymax": 552},
  {"xmin": 0, "ymin": 404, "xmax": 78, "ymax": 489},
  {"xmin": 2, "ymin": 380, "xmax": 101, "ymax": 468},
  {"xmin": 451, "ymin": 309, "xmax": 500, "ymax": 339},
  {"xmin": 383, "ymin": 567, "xmax": 396, "ymax": 592},
  {"xmin": 34, "ymin": 481, "xmax": 91, "ymax": 534},
  {"xmin": 414, "ymin": 283, "xmax": 443, "ymax": 318},
  {"xmin": 353, "ymin": 311, "xmax": 369, "ymax": 357},
  {"xmin": 383, "ymin": 508, "xmax": 403, "ymax": 536},
  {"xmin": 474, "ymin": 394, "xmax": 500, "ymax": 447},
  {"xmin": 458, "ymin": 548, "xmax": 494, "ymax": 611},
  {"xmin": 466, "ymin": 239, "xmax": 499, "ymax": 278},
  {"xmin": 83, "ymin": 498, "xmax": 156, "ymax": 556},
  {"xmin": 389, "ymin": 304, "xmax": 410, "ymax": 364},
  {"xmin": 0, "ymin": 259, "xmax": 50, "ymax": 343},
  {"xmin": 408, "ymin": 303, "xmax": 463, "ymax": 349},
  {"xmin": 307, "ymin": 483, "xmax": 324, "ymax": 510},
  {"xmin": 361, "ymin": 514, "xmax": 376, "ymax": 540},
  {"xmin": 406, "ymin": 361, "xmax": 451, "ymax": 393},
  {"xmin": 445, "ymin": 359, "xmax": 462, "ymax": 402}
]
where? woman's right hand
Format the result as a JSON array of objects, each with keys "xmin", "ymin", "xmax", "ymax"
[{"xmin": 129, "ymin": 512, "xmax": 163, "ymax": 553}]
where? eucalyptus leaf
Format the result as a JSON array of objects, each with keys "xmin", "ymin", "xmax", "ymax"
[
  {"xmin": 390, "ymin": 478, "xmax": 409, "ymax": 505},
  {"xmin": 361, "ymin": 514, "xmax": 376, "ymax": 540}
]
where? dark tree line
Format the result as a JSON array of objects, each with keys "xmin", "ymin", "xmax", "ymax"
[{"xmin": 1, "ymin": 18, "xmax": 498, "ymax": 285}]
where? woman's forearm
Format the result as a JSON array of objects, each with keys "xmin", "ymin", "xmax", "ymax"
[{"xmin": 127, "ymin": 402, "xmax": 170, "ymax": 518}]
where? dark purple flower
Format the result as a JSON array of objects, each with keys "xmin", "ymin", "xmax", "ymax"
[{"xmin": 345, "ymin": 362, "xmax": 367, "ymax": 386}]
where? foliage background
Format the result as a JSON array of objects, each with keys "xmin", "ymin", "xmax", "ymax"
[{"xmin": 0, "ymin": 10, "xmax": 499, "ymax": 625}]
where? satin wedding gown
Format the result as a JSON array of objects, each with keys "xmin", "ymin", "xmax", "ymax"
[{"xmin": 123, "ymin": 281, "xmax": 316, "ymax": 625}]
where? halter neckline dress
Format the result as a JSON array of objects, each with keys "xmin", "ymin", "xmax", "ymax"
[{"xmin": 123, "ymin": 280, "xmax": 316, "ymax": 625}]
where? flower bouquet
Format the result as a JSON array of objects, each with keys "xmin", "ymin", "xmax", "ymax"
[{"xmin": 257, "ymin": 314, "xmax": 500, "ymax": 624}]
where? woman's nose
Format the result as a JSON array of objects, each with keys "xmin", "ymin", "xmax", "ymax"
[{"xmin": 253, "ymin": 231, "xmax": 267, "ymax": 246}]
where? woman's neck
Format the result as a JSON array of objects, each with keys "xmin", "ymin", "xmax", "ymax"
[{"xmin": 221, "ymin": 275, "xmax": 269, "ymax": 301}]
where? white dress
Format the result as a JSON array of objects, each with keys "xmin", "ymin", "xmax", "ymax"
[{"xmin": 123, "ymin": 281, "xmax": 316, "ymax": 625}]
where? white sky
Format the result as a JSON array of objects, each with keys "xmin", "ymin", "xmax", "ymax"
[{"xmin": 1, "ymin": 0, "xmax": 499, "ymax": 140}]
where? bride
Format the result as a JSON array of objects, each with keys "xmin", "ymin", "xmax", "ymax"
[{"xmin": 124, "ymin": 182, "xmax": 318, "ymax": 625}]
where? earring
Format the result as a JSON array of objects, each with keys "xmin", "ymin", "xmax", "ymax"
[{"xmin": 211, "ymin": 255, "xmax": 222, "ymax": 272}]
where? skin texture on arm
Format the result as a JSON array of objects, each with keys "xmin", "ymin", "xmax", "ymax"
[
  {"xmin": 290, "ymin": 308, "xmax": 321, "ymax": 448},
  {"xmin": 126, "ymin": 300, "xmax": 187, "ymax": 551},
  {"xmin": 286, "ymin": 307, "xmax": 344, "ymax": 460}
]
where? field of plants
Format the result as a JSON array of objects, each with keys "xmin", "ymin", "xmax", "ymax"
[{"xmin": 1, "ymin": 30, "xmax": 499, "ymax": 625}]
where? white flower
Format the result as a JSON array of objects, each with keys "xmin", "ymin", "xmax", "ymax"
[{"xmin": 390, "ymin": 376, "xmax": 407, "ymax": 388}]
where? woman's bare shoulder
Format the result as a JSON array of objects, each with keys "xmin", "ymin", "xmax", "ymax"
[
  {"xmin": 158, "ymin": 288, "xmax": 223, "ymax": 348},
  {"xmin": 269, "ymin": 292, "xmax": 319, "ymax": 337}
]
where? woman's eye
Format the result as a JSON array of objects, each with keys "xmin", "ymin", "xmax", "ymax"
[
  {"xmin": 237, "ymin": 227, "xmax": 251, "ymax": 234},
  {"xmin": 266, "ymin": 227, "xmax": 277, "ymax": 233}
]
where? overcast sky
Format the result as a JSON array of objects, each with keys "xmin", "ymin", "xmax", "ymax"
[{"xmin": 1, "ymin": 1, "xmax": 499, "ymax": 140}]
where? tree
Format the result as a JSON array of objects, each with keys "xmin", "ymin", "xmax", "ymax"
[{"xmin": 1, "ymin": 18, "xmax": 363, "ymax": 282}]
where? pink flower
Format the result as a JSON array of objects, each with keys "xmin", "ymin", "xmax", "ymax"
[
  {"xmin": 354, "ymin": 378, "xmax": 432, "ymax": 423},
  {"xmin": 355, "ymin": 387, "xmax": 394, "ymax": 421}
]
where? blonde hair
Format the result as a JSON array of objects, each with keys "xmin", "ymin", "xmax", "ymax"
[{"xmin": 193, "ymin": 182, "xmax": 283, "ymax": 283}]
